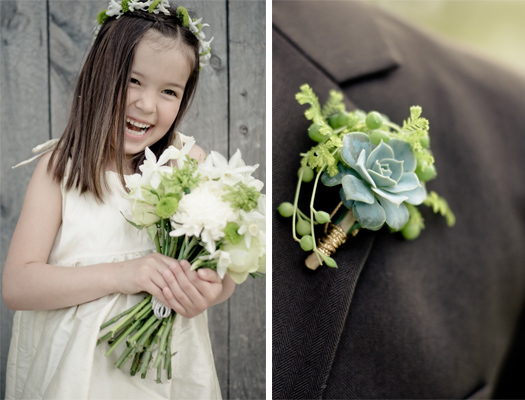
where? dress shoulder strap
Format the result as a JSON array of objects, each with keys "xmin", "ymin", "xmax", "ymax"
[
  {"xmin": 12, "ymin": 138, "xmax": 59, "ymax": 169},
  {"xmin": 12, "ymin": 133, "xmax": 196, "ymax": 169}
]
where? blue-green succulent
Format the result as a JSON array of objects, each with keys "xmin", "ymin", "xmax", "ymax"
[{"xmin": 322, "ymin": 132, "xmax": 427, "ymax": 231}]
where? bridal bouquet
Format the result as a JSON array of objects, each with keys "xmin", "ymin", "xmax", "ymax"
[
  {"xmin": 98, "ymin": 139, "xmax": 265, "ymax": 382},
  {"xmin": 278, "ymin": 84, "xmax": 455, "ymax": 269}
]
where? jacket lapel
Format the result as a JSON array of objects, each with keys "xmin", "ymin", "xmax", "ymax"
[
  {"xmin": 273, "ymin": 0, "xmax": 401, "ymax": 84},
  {"xmin": 273, "ymin": 2, "xmax": 400, "ymax": 398}
]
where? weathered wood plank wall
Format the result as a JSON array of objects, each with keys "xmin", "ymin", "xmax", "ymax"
[{"xmin": 0, "ymin": 1, "xmax": 266, "ymax": 398}]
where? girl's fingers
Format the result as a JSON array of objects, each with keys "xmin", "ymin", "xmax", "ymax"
[
  {"xmin": 171, "ymin": 261, "xmax": 203, "ymax": 301},
  {"xmin": 196, "ymin": 268, "xmax": 222, "ymax": 284},
  {"xmin": 163, "ymin": 265, "xmax": 195, "ymax": 308},
  {"xmin": 146, "ymin": 282, "xmax": 170, "ymax": 310},
  {"xmin": 161, "ymin": 285, "xmax": 186, "ymax": 315}
]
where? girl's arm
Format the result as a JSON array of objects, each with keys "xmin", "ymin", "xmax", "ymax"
[
  {"xmin": 188, "ymin": 143, "xmax": 206, "ymax": 163},
  {"xmin": 2, "ymin": 153, "xmax": 177, "ymax": 311}
]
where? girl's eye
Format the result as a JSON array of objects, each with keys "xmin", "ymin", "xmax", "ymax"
[
  {"xmin": 163, "ymin": 89, "xmax": 177, "ymax": 97},
  {"xmin": 130, "ymin": 78, "xmax": 140, "ymax": 85}
]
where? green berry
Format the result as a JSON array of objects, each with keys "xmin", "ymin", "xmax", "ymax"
[
  {"xmin": 298, "ymin": 166, "xmax": 314, "ymax": 183},
  {"xmin": 308, "ymin": 123, "xmax": 325, "ymax": 142},
  {"xmin": 328, "ymin": 111, "xmax": 349, "ymax": 129},
  {"xmin": 296, "ymin": 219, "xmax": 311, "ymax": 236},
  {"xmin": 354, "ymin": 110, "xmax": 367, "ymax": 122},
  {"xmin": 315, "ymin": 211, "xmax": 330, "ymax": 224},
  {"xmin": 365, "ymin": 111, "xmax": 383, "ymax": 130},
  {"xmin": 369, "ymin": 130, "xmax": 391, "ymax": 146},
  {"xmin": 300, "ymin": 235, "xmax": 314, "ymax": 251},
  {"xmin": 419, "ymin": 135, "xmax": 430, "ymax": 149},
  {"xmin": 415, "ymin": 162, "xmax": 437, "ymax": 182},
  {"xmin": 278, "ymin": 202, "xmax": 294, "ymax": 218},
  {"xmin": 401, "ymin": 222, "xmax": 421, "ymax": 240}
]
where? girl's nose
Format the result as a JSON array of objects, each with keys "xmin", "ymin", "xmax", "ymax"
[{"xmin": 136, "ymin": 90, "xmax": 156, "ymax": 114}]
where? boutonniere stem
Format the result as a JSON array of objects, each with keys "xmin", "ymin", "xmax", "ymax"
[{"xmin": 305, "ymin": 204, "xmax": 359, "ymax": 270}]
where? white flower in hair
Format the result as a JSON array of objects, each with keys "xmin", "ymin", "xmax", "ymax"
[{"xmin": 97, "ymin": 2, "xmax": 213, "ymax": 68}]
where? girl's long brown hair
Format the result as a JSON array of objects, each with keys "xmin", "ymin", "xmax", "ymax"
[{"xmin": 49, "ymin": 7, "xmax": 200, "ymax": 201}]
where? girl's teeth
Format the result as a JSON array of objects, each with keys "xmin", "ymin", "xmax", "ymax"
[{"xmin": 126, "ymin": 118, "xmax": 151, "ymax": 129}]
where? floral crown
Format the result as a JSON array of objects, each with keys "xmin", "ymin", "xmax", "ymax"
[{"xmin": 96, "ymin": 1, "xmax": 213, "ymax": 68}]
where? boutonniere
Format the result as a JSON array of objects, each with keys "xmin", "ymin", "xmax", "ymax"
[{"xmin": 278, "ymin": 84, "xmax": 455, "ymax": 270}]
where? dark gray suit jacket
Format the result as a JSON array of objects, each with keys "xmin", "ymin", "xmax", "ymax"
[{"xmin": 272, "ymin": 2, "xmax": 525, "ymax": 399}]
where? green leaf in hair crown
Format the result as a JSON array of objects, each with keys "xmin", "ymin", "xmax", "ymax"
[{"xmin": 278, "ymin": 84, "xmax": 455, "ymax": 270}]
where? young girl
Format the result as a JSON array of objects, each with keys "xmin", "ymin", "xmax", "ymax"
[{"xmin": 2, "ymin": 1, "xmax": 234, "ymax": 399}]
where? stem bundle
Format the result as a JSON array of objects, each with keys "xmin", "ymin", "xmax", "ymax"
[{"xmin": 97, "ymin": 294, "xmax": 177, "ymax": 383}]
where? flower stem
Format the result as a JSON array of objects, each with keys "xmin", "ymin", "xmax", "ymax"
[
  {"xmin": 165, "ymin": 323, "xmax": 173, "ymax": 380},
  {"xmin": 99, "ymin": 298, "xmax": 141, "ymax": 330},
  {"xmin": 120, "ymin": 318, "xmax": 162, "ymax": 370},
  {"xmin": 129, "ymin": 314, "xmax": 159, "ymax": 347},
  {"xmin": 106, "ymin": 317, "xmax": 143, "ymax": 357},
  {"xmin": 156, "ymin": 362, "xmax": 162, "ymax": 383},
  {"xmin": 153, "ymin": 313, "xmax": 173, "ymax": 369},
  {"xmin": 160, "ymin": 219, "xmax": 166, "ymax": 253},
  {"xmin": 154, "ymin": 230, "xmax": 162, "ymax": 254},
  {"xmin": 292, "ymin": 169, "xmax": 304, "ymax": 242},
  {"xmin": 309, "ymin": 166, "xmax": 326, "ymax": 266},
  {"xmin": 106, "ymin": 295, "xmax": 151, "ymax": 336},
  {"xmin": 182, "ymin": 236, "xmax": 199, "ymax": 260}
]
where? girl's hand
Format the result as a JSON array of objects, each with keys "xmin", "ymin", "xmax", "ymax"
[
  {"xmin": 160, "ymin": 260, "xmax": 229, "ymax": 318},
  {"xmin": 116, "ymin": 253, "xmax": 180, "ymax": 310}
]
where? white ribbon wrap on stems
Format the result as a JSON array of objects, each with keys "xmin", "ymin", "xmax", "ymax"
[{"xmin": 151, "ymin": 296, "xmax": 171, "ymax": 319}]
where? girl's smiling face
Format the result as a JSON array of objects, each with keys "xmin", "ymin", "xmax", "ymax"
[{"xmin": 124, "ymin": 30, "xmax": 192, "ymax": 157}]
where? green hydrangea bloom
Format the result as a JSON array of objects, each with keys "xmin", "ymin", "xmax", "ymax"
[{"xmin": 223, "ymin": 183, "xmax": 260, "ymax": 211}]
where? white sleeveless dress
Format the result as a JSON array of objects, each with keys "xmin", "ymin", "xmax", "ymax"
[{"xmin": 5, "ymin": 140, "xmax": 221, "ymax": 399}]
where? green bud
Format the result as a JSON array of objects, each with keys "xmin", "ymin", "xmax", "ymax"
[
  {"xmin": 224, "ymin": 222, "xmax": 243, "ymax": 245},
  {"xmin": 155, "ymin": 196, "xmax": 179, "ymax": 218},
  {"xmin": 415, "ymin": 162, "xmax": 437, "ymax": 182},
  {"xmin": 419, "ymin": 135, "xmax": 430, "ymax": 149},
  {"xmin": 296, "ymin": 219, "xmax": 311, "ymax": 236},
  {"xmin": 369, "ymin": 130, "xmax": 391, "ymax": 146},
  {"xmin": 300, "ymin": 235, "xmax": 314, "ymax": 251},
  {"xmin": 328, "ymin": 111, "xmax": 349, "ymax": 129},
  {"xmin": 365, "ymin": 111, "xmax": 383, "ymax": 130},
  {"xmin": 315, "ymin": 211, "xmax": 330, "ymax": 224},
  {"xmin": 401, "ymin": 222, "xmax": 421, "ymax": 240},
  {"xmin": 278, "ymin": 202, "xmax": 294, "ymax": 218},
  {"xmin": 97, "ymin": 9, "xmax": 109, "ymax": 25},
  {"xmin": 308, "ymin": 123, "xmax": 325, "ymax": 142},
  {"xmin": 299, "ymin": 166, "xmax": 314, "ymax": 183}
]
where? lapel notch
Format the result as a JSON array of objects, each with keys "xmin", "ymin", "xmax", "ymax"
[{"xmin": 273, "ymin": 0, "xmax": 401, "ymax": 84}]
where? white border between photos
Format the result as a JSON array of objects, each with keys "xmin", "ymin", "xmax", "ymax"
[{"xmin": 265, "ymin": 0, "xmax": 272, "ymax": 398}]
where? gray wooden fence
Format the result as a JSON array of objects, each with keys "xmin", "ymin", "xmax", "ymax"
[{"xmin": 0, "ymin": 0, "xmax": 266, "ymax": 398}]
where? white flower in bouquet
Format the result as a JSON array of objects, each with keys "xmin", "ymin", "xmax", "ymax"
[
  {"xmin": 237, "ymin": 194, "xmax": 266, "ymax": 249},
  {"xmin": 125, "ymin": 173, "xmax": 145, "ymax": 202},
  {"xmin": 139, "ymin": 145, "xmax": 190, "ymax": 189},
  {"xmin": 198, "ymin": 149, "xmax": 259, "ymax": 186},
  {"xmin": 220, "ymin": 238, "xmax": 264, "ymax": 284},
  {"xmin": 169, "ymin": 180, "xmax": 236, "ymax": 253}
]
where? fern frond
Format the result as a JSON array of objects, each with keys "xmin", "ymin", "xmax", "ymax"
[
  {"xmin": 321, "ymin": 90, "xmax": 346, "ymax": 118},
  {"xmin": 296, "ymin": 84, "xmax": 334, "ymax": 138},
  {"xmin": 423, "ymin": 191, "xmax": 455, "ymax": 226},
  {"xmin": 402, "ymin": 106, "xmax": 429, "ymax": 132}
]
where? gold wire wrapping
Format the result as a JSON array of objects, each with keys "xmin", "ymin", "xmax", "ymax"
[{"xmin": 316, "ymin": 223, "xmax": 348, "ymax": 257}]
